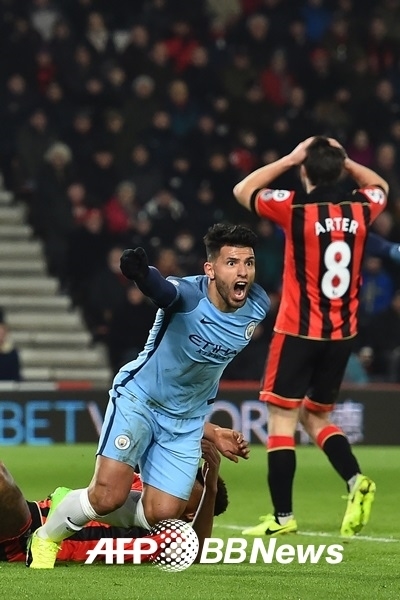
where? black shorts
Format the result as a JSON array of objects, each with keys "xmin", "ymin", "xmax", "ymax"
[{"xmin": 260, "ymin": 332, "xmax": 355, "ymax": 411}]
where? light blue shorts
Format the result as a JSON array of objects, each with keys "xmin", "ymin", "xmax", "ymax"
[{"xmin": 96, "ymin": 390, "xmax": 204, "ymax": 501}]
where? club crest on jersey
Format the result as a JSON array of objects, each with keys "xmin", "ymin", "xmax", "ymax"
[
  {"xmin": 114, "ymin": 434, "xmax": 131, "ymax": 450},
  {"xmin": 362, "ymin": 187, "xmax": 385, "ymax": 205},
  {"xmin": 245, "ymin": 321, "xmax": 257, "ymax": 340}
]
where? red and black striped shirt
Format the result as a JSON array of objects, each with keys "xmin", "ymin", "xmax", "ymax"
[
  {"xmin": 251, "ymin": 184, "xmax": 387, "ymax": 339},
  {"xmin": 0, "ymin": 475, "xmax": 150, "ymax": 563}
]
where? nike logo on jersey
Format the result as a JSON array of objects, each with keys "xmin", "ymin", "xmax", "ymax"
[{"xmin": 200, "ymin": 317, "xmax": 214, "ymax": 325}]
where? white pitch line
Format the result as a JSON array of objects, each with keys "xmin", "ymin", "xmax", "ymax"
[{"xmin": 213, "ymin": 523, "xmax": 399, "ymax": 543}]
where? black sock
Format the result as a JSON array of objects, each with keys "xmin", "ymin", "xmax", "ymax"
[
  {"xmin": 267, "ymin": 449, "xmax": 296, "ymax": 516},
  {"xmin": 322, "ymin": 434, "xmax": 361, "ymax": 483}
]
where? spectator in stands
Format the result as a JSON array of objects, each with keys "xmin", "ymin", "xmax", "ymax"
[
  {"xmin": 364, "ymin": 79, "xmax": 400, "ymax": 144},
  {"xmin": 362, "ymin": 289, "xmax": 400, "ymax": 381},
  {"xmin": 49, "ymin": 19, "xmax": 76, "ymax": 72},
  {"xmin": 122, "ymin": 143, "xmax": 164, "ymax": 205},
  {"xmin": 103, "ymin": 65, "xmax": 129, "ymax": 111},
  {"xmin": 165, "ymin": 153, "xmax": 197, "ymax": 205},
  {"xmin": 83, "ymin": 246, "xmax": 129, "ymax": 342},
  {"xmin": 29, "ymin": 0, "xmax": 62, "ymax": 42},
  {"xmin": 66, "ymin": 208, "xmax": 109, "ymax": 306},
  {"xmin": 82, "ymin": 146, "xmax": 120, "ymax": 207},
  {"xmin": 284, "ymin": 85, "xmax": 316, "ymax": 142},
  {"xmin": 33, "ymin": 141, "xmax": 75, "ymax": 285},
  {"xmin": 97, "ymin": 110, "xmax": 130, "ymax": 174},
  {"xmin": 84, "ymin": 11, "xmax": 116, "ymax": 62},
  {"xmin": 103, "ymin": 181, "xmax": 140, "ymax": 243},
  {"xmin": 301, "ymin": 0, "xmax": 333, "ymax": 44},
  {"xmin": 0, "ymin": 322, "xmax": 21, "ymax": 382},
  {"xmin": 173, "ymin": 229, "xmax": 202, "ymax": 275},
  {"xmin": 66, "ymin": 180, "xmax": 92, "ymax": 225},
  {"xmin": 42, "ymin": 81, "xmax": 74, "ymax": 134},
  {"xmin": 164, "ymin": 19, "xmax": 200, "ymax": 74},
  {"xmin": 202, "ymin": 150, "xmax": 239, "ymax": 221},
  {"xmin": 346, "ymin": 129, "xmax": 375, "ymax": 168},
  {"xmin": 123, "ymin": 75, "xmax": 160, "ymax": 141},
  {"xmin": 61, "ymin": 44, "xmax": 101, "ymax": 105},
  {"xmin": 120, "ymin": 24, "xmax": 151, "ymax": 81},
  {"xmin": 184, "ymin": 112, "xmax": 230, "ymax": 174},
  {"xmin": 187, "ymin": 180, "xmax": 226, "ymax": 244},
  {"xmin": 342, "ymin": 352, "xmax": 370, "ymax": 385},
  {"xmin": 3, "ymin": 17, "xmax": 41, "ymax": 80},
  {"xmin": 15, "ymin": 108, "xmax": 56, "ymax": 193},
  {"xmin": 185, "ymin": 46, "xmax": 220, "ymax": 102},
  {"xmin": 254, "ymin": 219, "xmax": 284, "ymax": 294},
  {"xmin": 285, "ymin": 18, "xmax": 314, "ymax": 86},
  {"xmin": 260, "ymin": 48, "xmax": 295, "ymax": 108},
  {"xmin": 144, "ymin": 41, "xmax": 175, "ymax": 98},
  {"xmin": 221, "ymin": 48, "xmax": 258, "ymax": 100},
  {"xmin": 141, "ymin": 110, "xmax": 179, "ymax": 164},
  {"xmin": 359, "ymin": 256, "xmax": 394, "ymax": 327},
  {"xmin": 153, "ymin": 247, "xmax": 185, "ymax": 278},
  {"xmin": 139, "ymin": 187, "xmax": 186, "ymax": 246},
  {"xmin": 34, "ymin": 48, "xmax": 57, "ymax": 95},
  {"xmin": 107, "ymin": 285, "xmax": 156, "ymax": 374},
  {"xmin": 62, "ymin": 110, "xmax": 95, "ymax": 172},
  {"xmin": 236, "ymin": 13, "xmax": 273, "ymax": 68},
  {"xmin": 373, "ymin": 142, "xmax": 400, "ymax": 207},
  {"xmin": 0, "ymin": 74, "xmax": 38, "ymax": 189},
  {"xmin": 165, "ymin": 79, "xmax": 200, "ymax": 139}
]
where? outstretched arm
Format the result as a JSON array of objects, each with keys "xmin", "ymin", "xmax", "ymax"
[
  {"xmin": 366, "ymin": 232, "xmax": 400, "ymax": 263},
  {"xmin": 120, "ymin": 248, "xmax": 178, "ymax": 308},
  {"xmin": 192, "ymin": 440, "xmax": 221, "ymax": 562}
]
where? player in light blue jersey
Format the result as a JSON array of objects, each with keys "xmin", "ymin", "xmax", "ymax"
[{"xmin": 28, "ymin": 223, "xmax": 270, "ymax": 568}]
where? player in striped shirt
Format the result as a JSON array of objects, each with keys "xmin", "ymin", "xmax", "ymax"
[
  {"xmin": 234, "ymin": 136, "xmax": 389, "ymax": 538},
  {"xmin": 1, "ymin": 438, "xmax": 228, "ymax": 563}
]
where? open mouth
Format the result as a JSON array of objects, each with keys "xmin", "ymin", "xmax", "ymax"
[{"xmin": 233, "ymin": 281, "xmax": 247, "ymax": 301}]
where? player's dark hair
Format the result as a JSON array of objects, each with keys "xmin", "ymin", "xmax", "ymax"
[
  {"xmin": 203, "ymin": 223, "xmax": 257, "ymax": 260},
  {"xmin": 303, "ymin": 136, "xmax": 346, "ymax": 186},
  {"xmin": 196, "ymin": 467, "xmax": 229, "ymax": 516}
]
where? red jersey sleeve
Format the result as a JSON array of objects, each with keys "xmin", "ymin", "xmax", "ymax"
[
  {"xmin": 253, "ymin": 188, "xmax": 295, "ymax": 229},
  {"xmin": 356, "ymin": 186, "xmax": 388, "ymax": 222}
]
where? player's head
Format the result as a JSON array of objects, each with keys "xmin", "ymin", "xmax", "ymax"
[
  {"xmin": 301, "ymin": 136, "xmax": 346, "ymax": 188},
  {"xmin": 203, "ymin": 223, "xmax": 257, "ymax": 311},
  {"xmin": 181, "ymin": 467, "xmax": 229, "ymax": 522}
]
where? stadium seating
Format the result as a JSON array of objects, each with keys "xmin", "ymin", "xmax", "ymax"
[{"xmin": 0, "ymin": 187, "xmax": 111, "ymax": 385}]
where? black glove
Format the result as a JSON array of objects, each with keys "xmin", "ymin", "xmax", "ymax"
[{"xmin": 120, "ymin": 248, "xmax": 149, "ymax": 281}]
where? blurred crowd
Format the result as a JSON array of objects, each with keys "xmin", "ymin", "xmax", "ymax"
[{"xmin": 1, "ymin": 0, "xmax": 400, "ymax": 381}]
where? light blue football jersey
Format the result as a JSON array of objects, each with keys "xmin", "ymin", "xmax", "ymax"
[{"xmin": 113, "ymin": 275, "xmax": 269, "ymax": 418}]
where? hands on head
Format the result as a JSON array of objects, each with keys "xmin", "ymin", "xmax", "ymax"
[
  {"xmin": 289, "ymin": 136, "xmax": 348, "ymax": 166},
  {"xmin": 288, "ymin": 136, "xmax": 316, "ymax": 165}
]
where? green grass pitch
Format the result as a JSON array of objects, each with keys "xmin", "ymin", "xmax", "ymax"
[{"xmin": 1, "ymin": 445, "xmax": 399, "ymax": 600}]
